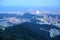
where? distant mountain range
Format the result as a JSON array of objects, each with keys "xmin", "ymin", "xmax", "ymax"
[
  {"xmin": 0, "ymin": 13, "xmax": 22, "ymax": 19},
  {"xmin": 0, "ymin": 12, "xmax": 60, "ymax": 18},
  {"xmin": 0, "ymin": 12, "xmax": 60, "ymax": 27},
  {"xmin": 0, "ymin": 6, "xmax": 60, "ymax": 12}
]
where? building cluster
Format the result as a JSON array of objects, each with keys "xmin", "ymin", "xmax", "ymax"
[
  {"xmin": 0, "ymin": 17, "xmax": 31, "ymax": 30},
  {"xmin": 36, "ymin": 15, "xmax": 60, "ymax": 28},
  {"xmin": 0, "ymin": 17, "xmax": 31, "ymax": 26}
]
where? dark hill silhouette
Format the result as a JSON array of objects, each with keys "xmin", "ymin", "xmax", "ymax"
[
  {"xmin": 0, "ymin": 22, "xmax": 60, "ymax": 40},
  {"xmin": 22, "ymin": 13, "xmax": 43, "ymax": 19}
]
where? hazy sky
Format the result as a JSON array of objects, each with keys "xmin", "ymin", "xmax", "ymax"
[{"xmin": 0, "ymin": 0, "xmax": 60, "ymax": 7}]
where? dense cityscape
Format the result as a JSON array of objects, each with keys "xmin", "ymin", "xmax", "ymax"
[
  {"xmin": 0, "ymin": 0, "xmax": 60, "ymax": 40},
  {"xmin": 0, "ymin": 11, "xmax": 60, "ymax": 40},
  {"xmin": 0, "ymin": 10, "xmax": 60, "ymax": 27}
]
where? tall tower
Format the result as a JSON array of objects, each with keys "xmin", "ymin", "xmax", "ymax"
[
  {"xmin": 43, "ymin": 15, "xmax": 48, "ymax": 21},
  {"xmin": 55, "ymin": 16, "xmax": 58, "ymax": 24}
]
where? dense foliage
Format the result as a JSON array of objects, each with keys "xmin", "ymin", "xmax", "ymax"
[{"xmin": 0, "ymin": 22, "xmax": 60, "ymax": 40}]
